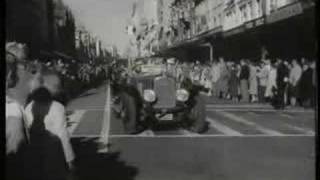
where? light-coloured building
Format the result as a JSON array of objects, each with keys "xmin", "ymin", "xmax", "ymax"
[
  {"xmin": 193, "ymin": 0, "xmax": 224, "ymax": 35},
  {"xmin": 223, "ymin": 0, "xmax": 264, "ymax": 31},
  {"xmin": 127, "ymin": 0, "xmax": 161, "ymax": 58}
]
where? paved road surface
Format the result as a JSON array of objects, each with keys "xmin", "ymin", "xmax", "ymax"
[{"xmin": 67, "ymin": 86, "xmax": 316, "ymax": 180}]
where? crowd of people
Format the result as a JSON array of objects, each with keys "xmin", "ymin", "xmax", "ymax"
[
  {"xmin": 168, "ymin": 57, "xmax": 316, "ymax": 109},
  {"xmin": 28, "ymin": 58, "xmax": 107, "ymax": 98}
]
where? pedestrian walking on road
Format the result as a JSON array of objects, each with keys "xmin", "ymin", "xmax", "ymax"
[
  {"xmin": 24, "ymin": 87, "xmax": 75, "ymax": 180},
  {"xmin": 239, "ymin": 59, "xmax": 250, "ymax": 102}
]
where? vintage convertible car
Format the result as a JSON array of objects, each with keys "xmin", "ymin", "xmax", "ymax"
[{"xmin": 114, "ymin": 65, "xmax": 208, "ymax": 134}]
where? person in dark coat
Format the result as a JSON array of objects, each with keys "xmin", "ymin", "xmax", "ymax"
[
  {"xmin": 228, "ymin": 63, "xmax": 239, "ymax": 102},
  {"xmin": 274, "ymin": 58, "xmax": 289, "ymax": 109},
  {"xmin": 239, "ymin": 59, "xmax": 250, "ymax": 102},
  {"xmin": 299, "ymin": 62, "xmax": 313, "ymax": 108},
  {"xmin": 24, "ymin": 87, "xmax": 75, "ymax": 180}
]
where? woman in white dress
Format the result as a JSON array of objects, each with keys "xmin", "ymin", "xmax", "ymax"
[{"xmin": 265, "ymin": 62, "xmax": 278, "ymax": 99}]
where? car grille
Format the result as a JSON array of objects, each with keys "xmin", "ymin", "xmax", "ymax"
[
  {"xmin": 133, "ymin": 76, "xmax": 176, "ymax": 108},
  {"xmin": 134, "ymin": 76, "xmax": 154, "ymax": 94},
  {"xmin": 153, "ymin": 77, "xmax": 176, "ymax": 108}
]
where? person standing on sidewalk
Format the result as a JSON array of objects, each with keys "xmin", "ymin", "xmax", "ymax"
[
  {"xmin": 265, "ymin": 60, "xmax": 278, "ymax": 102},
  {"xmin": 275, "ymin": 58, "xmax": 289, "ymax": 109},
  {"xmin": 211, "ymin": 60, "xmax": 220, "ymax": 97},
  {"xmin": 299, "ymin": 60, "xmax": 313, "ymax": 108},
  {"xmin": 310, "ymin": 59, "xmax": 316, "ymax": 107},
  {"xmin": 6, "ymin": 42, "xmax": 29, "ymax": 180},
  {"xmin": 228, "ymin": 63, "xmax": 240, "ymax": 102},
  {"xmin": 217, "ymin": 57, "xmax": 229, "ymax": 99},
  {"xmin": 257, "ymin": 59, "xmax": 270, "ymax": 103},
  {"xmin": 288, "ymin": 59, "xmax": 302, "ymax": 107},
  {"xmin": 248, "ymin": 60, "xmax": 258, "ymax": 102},
  {"xmin": 239, "ymin": 59, "xmax": 250, "ymax": 102}
]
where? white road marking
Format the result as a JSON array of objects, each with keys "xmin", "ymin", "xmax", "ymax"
[
  {"xmin": 284, "ymin": 123, "xmax": 315, "ymax": 135},
  {"xmin": 98, "ymin": 83, "xmax": 112, "ymax": 153},
  {"xmin": 137, "ymin": 129, "xmax": 155, "ymax": 137},
  {"xmin": 177, "ymin": 129, "xmax": 201, "ymax": 136},
  {"xmin": 206, "ymin": 117, "xmax": 243, "ymax": 136},
  {"xmin": 280, "ymin": 113, "xmax": 294, "ymax": 119},
  {"xmin": 217, "ymin": 111, "xmax": 285, "ymax": 136},
  {"xmin": 67, "ymin": 110, "xmax": 86, "ymax": 134}
]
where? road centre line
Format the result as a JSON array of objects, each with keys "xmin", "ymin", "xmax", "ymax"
[
  {"xmin": 216, "ymin": 111, "xmax": 285, "ymax": 136},
  {"xmin": 98, "ymin": 83, "xmax": 112, "ymax": 152},
  {"xmin": 206, "ymin": 117, "xmax": 243, "ymax": 136},
  {"xmin": 67, "ymin": 110, "xmax": 86, "ymax": 134}
]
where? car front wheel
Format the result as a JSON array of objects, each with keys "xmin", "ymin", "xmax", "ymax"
[{"xmin": 188, "ymin": 95, "xmax": 208, "ymax": 133}]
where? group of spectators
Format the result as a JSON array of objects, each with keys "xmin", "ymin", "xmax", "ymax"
[
  {"xmin": 168, "ymin": 57, "xmax": 316, "ymax": 109},
  {"xmin": 22, "ymin": 56, "xmax": 108, "ymax": 105}
]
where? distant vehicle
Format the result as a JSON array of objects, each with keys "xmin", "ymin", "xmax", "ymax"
[{"xmin": 114, "ymin": 57, "xmax": 208, "ymax": 134}]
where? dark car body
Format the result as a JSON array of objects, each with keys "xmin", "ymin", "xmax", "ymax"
[{"xmin": 115, "ymin": 70, "xmax": 207, "ymax": 134}]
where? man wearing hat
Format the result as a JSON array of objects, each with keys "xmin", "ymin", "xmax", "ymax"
[{"xmin": 166, "ymin": 58, "xmax": 177, "ymax": 79}]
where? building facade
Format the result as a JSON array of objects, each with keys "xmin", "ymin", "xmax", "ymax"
[
  {"xmin": 151, "ymin": 0, "xmax": 316, "ymax": 60},
  {"xmin": 127, "ymin": 0, "xmax": 161, "ymax": 58}
]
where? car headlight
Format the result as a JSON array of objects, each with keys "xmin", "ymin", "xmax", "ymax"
[
  {"xmin": 176, "ymin": 89, "xmax": 189, "ymax": 102},
  {"xmin": 143, "ymin": 89, "xmax": 156, "ymax": 102}
]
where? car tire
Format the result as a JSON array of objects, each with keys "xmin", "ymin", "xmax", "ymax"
[
  {"xmin": 188, "ymin": 95, "xmax": 208, "ymax": 133},
  {"xmin": 120, "ymin": 92, "xmax": 140, "ymax": 134}
]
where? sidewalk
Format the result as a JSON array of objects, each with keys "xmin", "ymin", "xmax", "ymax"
[{"xmin": 201, "ymin": 94, "xmax": 315, "ymax": 112}]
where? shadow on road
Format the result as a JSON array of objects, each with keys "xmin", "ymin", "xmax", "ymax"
[{"xmin": 71, "ymin": 138, "xmax": 138, "ymax": 180}]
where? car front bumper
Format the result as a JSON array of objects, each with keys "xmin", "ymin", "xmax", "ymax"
[{"xmin": 140, "ymin": 102, "xmax": 190, "ymax": 123}]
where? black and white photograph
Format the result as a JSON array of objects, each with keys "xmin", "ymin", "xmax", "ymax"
[{"xmin": 4, "ymin": 0, "xmax": 317, "ymax": 180}]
